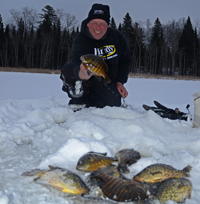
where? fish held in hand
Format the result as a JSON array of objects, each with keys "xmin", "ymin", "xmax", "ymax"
[
  {"xmin": 80, "ymin": 54, "xmax": 111, "ymax": 85},
  {"xmin": 76, "ymin": 151, "xmax": 117, "ymax": 172},
  {"xmin": 22, "ymin": 166, "xmax": 89, "ymax": 195},
  {"xmin": 155, "ymin": 178, "xmax": 192, "ymax": 203},
  {"xmin": 133, "ymin": 163, "xmax": 192, "ymax": 184}
]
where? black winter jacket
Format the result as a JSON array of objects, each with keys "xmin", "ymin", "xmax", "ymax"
[{"xmin": 71, "ymin": 19, "xmax": 131, "ymax": 84}]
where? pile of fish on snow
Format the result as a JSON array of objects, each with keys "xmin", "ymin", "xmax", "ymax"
[{"xmin": 22, "ymin": 149, "xmax": 192, "ymax": 203}]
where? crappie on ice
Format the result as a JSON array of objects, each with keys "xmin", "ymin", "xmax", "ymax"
[
  {"xmin": 155, "ymin": 178, "xmax": 192, "ymax": 203},
  {"xmin": 80, "ymin": 54, "xmax": 111, "ymax": 85},
  {"xmin": 22, "ymin": 166, "xmax": 89, "ymax": 195},
  {"xmin": 90, "ymin": 171, "xmax": 148, "ymax": 202},
  {"xmin": 76, "ymin": 151, "xmax": 117, "ymax": 172},
  {"xmin": 115, "ymin": 148, "xmax": 141, "ymax": 173},
  {"xmin": 86, "ymin": 165, "xmax": 121, "ymax": 198},
  {"xmin": 91, "ymin": 165, "xmax": 121, "ymax": 178},
  {"xmin": 133, "ymin": 163, "xmax": 191, "ymax": 183},
  {"xmin": 88, "ymin": 165, "xmax": 121, "ymax": 187}
]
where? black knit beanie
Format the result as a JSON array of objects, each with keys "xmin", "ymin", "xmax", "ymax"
[{"xmin": 86, "ymin": 3, "xmax": 110, "ymax": 25}]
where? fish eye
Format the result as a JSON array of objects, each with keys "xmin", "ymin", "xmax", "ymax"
[{"xmin": 85, "ymin": 157, "xmax": 91, "ymax": 162}]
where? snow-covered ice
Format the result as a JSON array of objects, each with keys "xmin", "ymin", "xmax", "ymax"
[{"xmin": 0, "ymin": 72, "xmax": 200, "ymax": 204}]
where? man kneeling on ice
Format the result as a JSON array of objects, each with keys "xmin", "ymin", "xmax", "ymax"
[{"xmin": 60, "ymin": 3, "xmax": 131, "ymax": 111}]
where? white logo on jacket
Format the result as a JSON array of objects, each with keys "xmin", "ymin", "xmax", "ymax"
[{"xmin": 94, "ymin": 45, "xmax": 118, "ymax": 59}]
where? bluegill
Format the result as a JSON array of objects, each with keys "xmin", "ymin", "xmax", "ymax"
[
  {"xmin": 22, "ymin": 166, "xmax": 89, "ymax": 195},
  {"xmin": 133, "ymin": 163, "xmax": 191, "ymax": 183},
  {"xmin": 76, "ymin": 151, "xmax": 117, "ymax": 172},
  {"xmin": 155, "ymin": 178, "xmax": 192, "ymax": 203},
  {"xmin": 80, "ymin": 54, "xmax": 111, "ymax": 85}
]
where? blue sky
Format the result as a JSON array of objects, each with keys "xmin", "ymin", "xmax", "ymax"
[{"xmin": 1, "ymin": 0, "xmax": 200, "ymax": 26}]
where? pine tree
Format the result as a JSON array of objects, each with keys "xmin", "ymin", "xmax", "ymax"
[
  {"xmin": 17, "ymin": 18, "xmax": 25, "ymax": 67},
  {"xmin": 76, "ymin": 26, "xmax": 79, "ymax": 34},
  {"xmin": 194, "ymin": 28, "xmax": 200, "ymax": 76},
  {"xmin": 118, "ymin": 23, "xmax": 122, "ymax": 31},
  {"xmin": 121, "ymin": 13, "xmax": 135, "ymax": 71},
  {"xmin": 35, "ymin": 26, "xmax": 42, "ymax": 67},
  {"xmin": 178, "ymin": 16, "xmax": 196, "ymax": 75},
  {"xmin": 52, "ymin": 19, "xmax": 61, "ymax": 69},
  {"xmin": 28, "ymin": 25, "xmax": 35, "ymax": 68},
  {"xmin": 110, "ymin": 17, "xmax": 117, "ymax": 29},
  {"xmin": 132, "ymin": 22, "xmax": 145, "ymax": 73},
  {"xmin": 39, "ymin": 5, "xmax": 57, "ymax": 30},
  {"xmin": 121, "ymin": 13, "xmax": 134, "ymax": 39},
  {"xmin": 151, "ymin": 18, "xmax": 164, "ymax": 48},
  {"xmin": 38, "ymin": 5, "xmax": 57, "ymax": 68},
  {"xmin": 150, "ymin": 18, "xmax": 164, "ymax": 74},
  {"xmin": 4, "ymin": 24, "xmax": 11, "ymax": 67}
]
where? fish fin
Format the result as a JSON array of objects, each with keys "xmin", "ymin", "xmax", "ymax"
[
  {"xmin": 183, "ymin": 165, "xmax": 192, "ymax": 176},
  {"xmin": 88, "ymin": 151, "xmax": 107, "ymax": 156},
  {"xmin": 48, "ymin": 165, "xmax": 63, "ymax": 170},
  {"xmin": 33, "ymin": 176, "xmax": 41, "ymax": 182},
  {"xmin": 21, "ymin": 169, "xmax": 43, "ymax": 176},
  {"xmin": 104, "ymin": 76, "xmax": 111, "ymax": 86},
  {"xmin": 48, "ymin": 165, "xmax": 57, "ymax": 170},
  {"xmin": 154, "ymin": 179, "xmax": 163, "ymax": 182}
]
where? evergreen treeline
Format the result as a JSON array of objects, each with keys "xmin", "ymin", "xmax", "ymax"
[{"xmin": 0, "ymin": 5, "xmax": 200, "ymax": 76}]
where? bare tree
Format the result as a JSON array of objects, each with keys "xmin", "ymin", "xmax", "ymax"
[
  {"xmin": 143, "ymin": 19, "xmax": 152, "ymax": 73},
  {"xmin": 133, "ymin": 22, "xmax": 145, "ymax": 73},
  {"xmin": 21, "ymin": 7, "xmax": 38, "ymax": 30},
  {"xmin": 194, "ymin": 19, "xmax": 200, "ymax": 38},
  {"xmin": 143, "ymin": 19, "xmax": 152, "ymax": 46},
  {"xmin": 56, "ymin": 9, "xmax": 78, "ymax": 31},
  {"xmin": 163, "ymin": 20, "xmax": 182, "ymax": 75},
  {"xmin": 9, "ymin": 7, "xmax": 38, "ymax": 30}
]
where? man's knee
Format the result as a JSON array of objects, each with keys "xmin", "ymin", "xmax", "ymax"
[{"xmin": 60, "ymin": 61, "xmax": 92, "ymax": 102}]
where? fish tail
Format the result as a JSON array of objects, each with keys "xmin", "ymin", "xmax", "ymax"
[
  {"xmin": 104, "ymin": 76, "xmax": 111, "ymax": 86},
  {"xmin": 183, "ymin": 165, "xmax": 192, "ymax": 176}
]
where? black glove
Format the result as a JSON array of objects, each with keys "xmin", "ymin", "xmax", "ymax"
[{"xmin": 143, "ymin": 101, "xmax": 188, "ymax": 121}]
